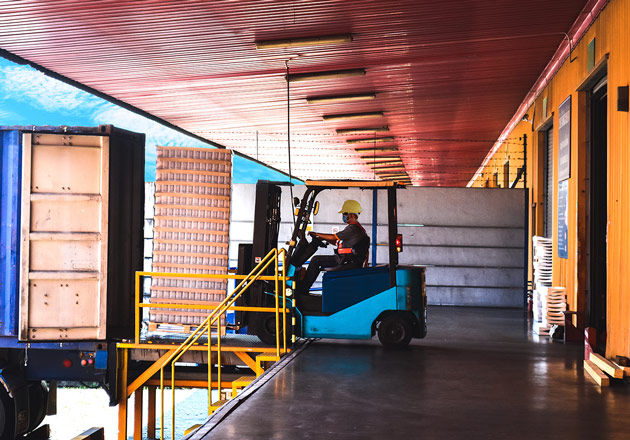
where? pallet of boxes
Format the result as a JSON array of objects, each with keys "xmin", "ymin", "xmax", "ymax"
[{"xmin": 149, "ymin": 146, "xmax": 232, "ymax": 334}]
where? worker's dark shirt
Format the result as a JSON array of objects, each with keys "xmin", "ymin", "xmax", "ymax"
[{"xmin": 335, "ymin": 222, "xmax": 367, "ymax": 250}]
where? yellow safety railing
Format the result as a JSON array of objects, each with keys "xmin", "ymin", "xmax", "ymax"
[{"xmin": 133, "ymin": 247, "xmax": 288, "ymax": 439}]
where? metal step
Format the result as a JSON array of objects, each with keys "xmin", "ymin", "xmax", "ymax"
[
  {"xmin": 231, "ymin": 375, "xmax": 256, "ymax": 396},
  {"xmin": 210, "ymin": 399, "xmax": 230, "ymax": 413}
]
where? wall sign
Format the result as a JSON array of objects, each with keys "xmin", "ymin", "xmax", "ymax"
[
  {"xmin": 558, "ymin": 96, "xmax": 571, "ymax": 181},
  {"xmin": 557, "ymin": 179, "xmax": 569, "ymax": 259}
]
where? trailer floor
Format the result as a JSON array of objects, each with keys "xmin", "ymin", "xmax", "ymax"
[{"xmin": 189, "ymin": 306, "xmax": 630, "ymax": 439}]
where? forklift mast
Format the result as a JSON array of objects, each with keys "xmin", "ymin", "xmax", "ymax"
[{"xmin": 236, "ymin": 181, "xmax": 284, "ymax": 332}]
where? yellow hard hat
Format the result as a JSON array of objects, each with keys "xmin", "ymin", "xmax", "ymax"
[{"xmin": 339, "ymin": 200, "xmax": 362, "ymax": 214}]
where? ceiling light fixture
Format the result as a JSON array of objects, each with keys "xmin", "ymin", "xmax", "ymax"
[
  {"xmin": 337, "ymin": 126, "xmax": 388, "ymax": 134},
  {"xmin": 347, "ymin": 136, "xmax": 394, "ymax": 144},
  {"xmin": 359, "ymin": 154, "xmax": 400, "ymax": 161},
  {"xmin": 379, "ymin": 176, "xmax": 408, "ymax": 180},
  {"xmin": 380, "ymin": 175, "xmax": 409, "ymax": 181},
  {"xmin": 366, "ymin": 160, "xmax": 403, "ymax": 167},
  {"xmin": 308, "ymin": 93, "xmax": 376, "ymax": 104},
  {"xmin": 287, "ymin": 68, "xmax": 365, "ymax": 83},
  {"xmin": 323, "ymin": 111, "xmax": 383, "ymax": 121},
  {"xmin": 376, "ymin": 171, "xmax": 407, "ymax": 175},
  {"xmin": 256, "ymin": 34, "xmax": 353, "ymax": 49},
  {"xmin": 375, "ymin": 165, "xmax": 406, "ymax": 174},
  {"xmin": 373, "ymin": 166, "xmax": 406, "ymax": 172},
  {"xmin": 354, "ymin": 146, "xmax": 398, "ymax": 153}
]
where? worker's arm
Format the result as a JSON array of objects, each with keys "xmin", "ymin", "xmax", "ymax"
[{"xmin": 309, "ymin": 231, "xmax": 338, "ymax": 244}]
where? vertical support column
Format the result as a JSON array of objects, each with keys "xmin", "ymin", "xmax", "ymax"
[
  {"xmin": 576, "ymin": 90, "xmax": 589, "ymax": 329},
  {"xmin": 133, "ymin": 388, "xmax": 143, "ymax": 440},
  {"xmin": 372, "ymin": 189, "xmax": 378, "ymax": 266},
  {"xmin": 147, "ymin": 386, "xmax": 156, "ymax": 440},
  {"xmin": 387, "ymin": 187, "xmax": 398, "ymax": 287},
  {"xmin": 117, "ymin": 348, "xmax": 129, "ymax": 440},
  {"xmin": 523, "ymin": 134, "xmax": 529, "ymax": 309}
]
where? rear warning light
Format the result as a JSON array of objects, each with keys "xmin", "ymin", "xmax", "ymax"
[
  {"xmin": 395, "ymin": 234, "xmax": 403, "ymax": 253},
  {"xmin": 63, "ymin": 359, "xmax": 72, "ymax": 368}
]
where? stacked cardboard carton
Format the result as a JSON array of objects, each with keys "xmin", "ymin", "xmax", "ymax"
[{"xmin": 150, "ymin": 147, "xmax": 232, "ymax": 329}]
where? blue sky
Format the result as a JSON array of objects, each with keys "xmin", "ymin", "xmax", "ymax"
[{"xmin": 0, "ymin": 57, "xmax": 292, "ymax": 183}]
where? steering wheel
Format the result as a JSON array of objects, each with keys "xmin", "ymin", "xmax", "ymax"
[{"xmin": 310, "ymin": 233, "xmax": 329, "ymax": 248}]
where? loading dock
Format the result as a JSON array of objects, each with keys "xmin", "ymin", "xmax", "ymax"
[
  {"xmin": 1, "ymin": 0, "xmax": 630, "ymax": 439},
  {"xmin": 188, "ymin": 307, "xmax": 630, "ymax": 439}
]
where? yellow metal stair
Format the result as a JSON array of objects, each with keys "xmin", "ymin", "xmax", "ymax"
[
  {"xmin": 231, "ymin": 375, "xmax": 256, "ymax": 396},
  {"xmin": 256, "ymin": 354, "xmax": 281, "ymax": 376},
  {"xmin": 210, "ymin": 399, "xmax": 230, "ymax": 413},
  {"xmin": 117, "ymin": 248, "xmax": 290, "ymax": 440}
]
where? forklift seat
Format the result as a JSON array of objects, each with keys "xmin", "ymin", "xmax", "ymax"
[{"xmin": 333, "ymin": 234, "xmax": 370, "ymax": 269}]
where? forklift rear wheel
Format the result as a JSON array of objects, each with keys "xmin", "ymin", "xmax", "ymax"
[
  {"xmin": 377, "ymin": 314, "xmax": 412, "ymax": 349},
  {"xmin": 0, "ymin": 385, "xmax": 15, "ymax": 440}
]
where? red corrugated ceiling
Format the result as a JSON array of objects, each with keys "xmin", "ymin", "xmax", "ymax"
[{"xmin": 0, "ymin": 0, "xmax": 589, "ymax": 185}]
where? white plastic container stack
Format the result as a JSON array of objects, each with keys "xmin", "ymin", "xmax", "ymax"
[{"xmin": 532, "ymin": 236, "xmax": 554, "ymax": 335}]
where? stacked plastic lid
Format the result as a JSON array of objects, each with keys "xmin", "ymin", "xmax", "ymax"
[
  {"xmin": 543, "ymin": 287, "xmax": 568, "ymax": 328},
  {"xmin": 532, "ymin": 236, "xmax": 553, "ymax": 287},
  {"xmin": 532, "ymin": 236, "xmax": 563, "ymax": 335}
]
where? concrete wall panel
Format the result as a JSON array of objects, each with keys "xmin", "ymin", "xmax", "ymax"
[
  {"xmin": 231, "ymin": 184, "xmax": 525, "ymax": 307},
  {"xmin": 427, "ymin": 287, "xmax": 523, "ymax": 307}
]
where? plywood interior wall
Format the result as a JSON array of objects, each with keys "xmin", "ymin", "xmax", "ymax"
[
  {"xmin": 471, "ymin": 0, "xmax": 630, "ymax": 358},
  {"xmin": 151, "ymin": 147, "xmax": 232, "ymax": 327},
  {"xmin": 19, "ymin": 133, "xmax": 109, "ymax": 340}
]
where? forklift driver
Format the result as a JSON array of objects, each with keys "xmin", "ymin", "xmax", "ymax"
[{"xmin": 296, "ymin": 200, "xmax": 370, "ymax": 297}]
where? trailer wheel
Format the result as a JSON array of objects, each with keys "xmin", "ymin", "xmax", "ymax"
[
  {"xmin": 0, "ymin": 385, "xmax": 15, "ymax": 440},
  {"xmin": 26, "ymin": 382, "xmax": 48, "ymax": 433},
  {"xmin": 377, "ymin": 314, "xmax": 412, "ymax": 349}
]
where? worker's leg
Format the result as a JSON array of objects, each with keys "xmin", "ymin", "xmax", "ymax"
[{"xmin": 297, "ymin": 254, "xmax": 338, "ymax": 295}]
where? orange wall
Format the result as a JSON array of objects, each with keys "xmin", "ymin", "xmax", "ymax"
[{"xmin": 472, "ymin": 0, "xmax": 630, "ymax": 359}]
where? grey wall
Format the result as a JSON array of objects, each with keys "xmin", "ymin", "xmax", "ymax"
[{"xmin": 230, "ymin": 184, "xmax": 525, "ymax": 308}]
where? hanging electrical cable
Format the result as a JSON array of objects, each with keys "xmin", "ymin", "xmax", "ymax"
[
  {"xmin": 373, "ymin": 131, "xmax": 377, "ymax": 181},
  {"xmin": 286, "ymin": 60, "xmax": 296, "ymax": 225}
]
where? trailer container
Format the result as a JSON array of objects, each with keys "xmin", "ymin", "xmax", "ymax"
[{"xmin": 0, "ymin": 125, "xmax": 144, "ymax": 439}]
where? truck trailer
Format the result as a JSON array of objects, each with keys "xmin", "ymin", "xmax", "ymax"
[{"xmin": 0, "ymin": 125, "xmax": 144, "ymax": 439}]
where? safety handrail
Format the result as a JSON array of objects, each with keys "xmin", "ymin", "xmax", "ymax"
[{"xmin": 152, "ymin": 247, "xmax": 287, "ymax": 439}]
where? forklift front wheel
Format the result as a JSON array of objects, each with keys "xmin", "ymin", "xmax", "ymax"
[
  {"xmin": 377, "ymin": 314, "xmax": 413, "ymax": 349},
  {"xmin": 256, "ymin": 314, "xmax": 290, "ymax": 347}
]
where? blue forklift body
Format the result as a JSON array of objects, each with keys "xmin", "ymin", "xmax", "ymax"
[{"xmin": 302, "ymin": 265, "xmax": 426, "ymax": 339}]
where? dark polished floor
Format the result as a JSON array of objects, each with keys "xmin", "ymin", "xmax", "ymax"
[{"xmin": 193, "ymin": 307, "xmax": 630, "ymax": 439}]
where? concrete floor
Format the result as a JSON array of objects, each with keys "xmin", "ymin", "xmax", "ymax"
[{"xmin": 191, "ymin": 307, "xmax": 630, "ymax": 439}]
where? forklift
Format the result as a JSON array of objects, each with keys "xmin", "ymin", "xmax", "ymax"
[{"xmin": 235, "ymin": 180, "xmax": 427, "ymax": 348}]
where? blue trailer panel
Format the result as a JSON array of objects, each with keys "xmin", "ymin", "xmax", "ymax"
[{"xmin": 0, "ymin": 130, "xmax": 21, "ymax": 337}]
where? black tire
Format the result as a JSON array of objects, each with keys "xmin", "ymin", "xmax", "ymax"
[
  {"xmin": 26, "ymin": 382, "xmax": 48, "ymax": 433},
  {"xmin": 377, "ymin": 314, "xmax": 413, "ymax": 349},
  {"xmin": 0, "ymin": 385, "xmax": 15, "ymax": 440},
  {"xmin": 256, "ymin": 314, "xmax": 290, "ymax": 347}
]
